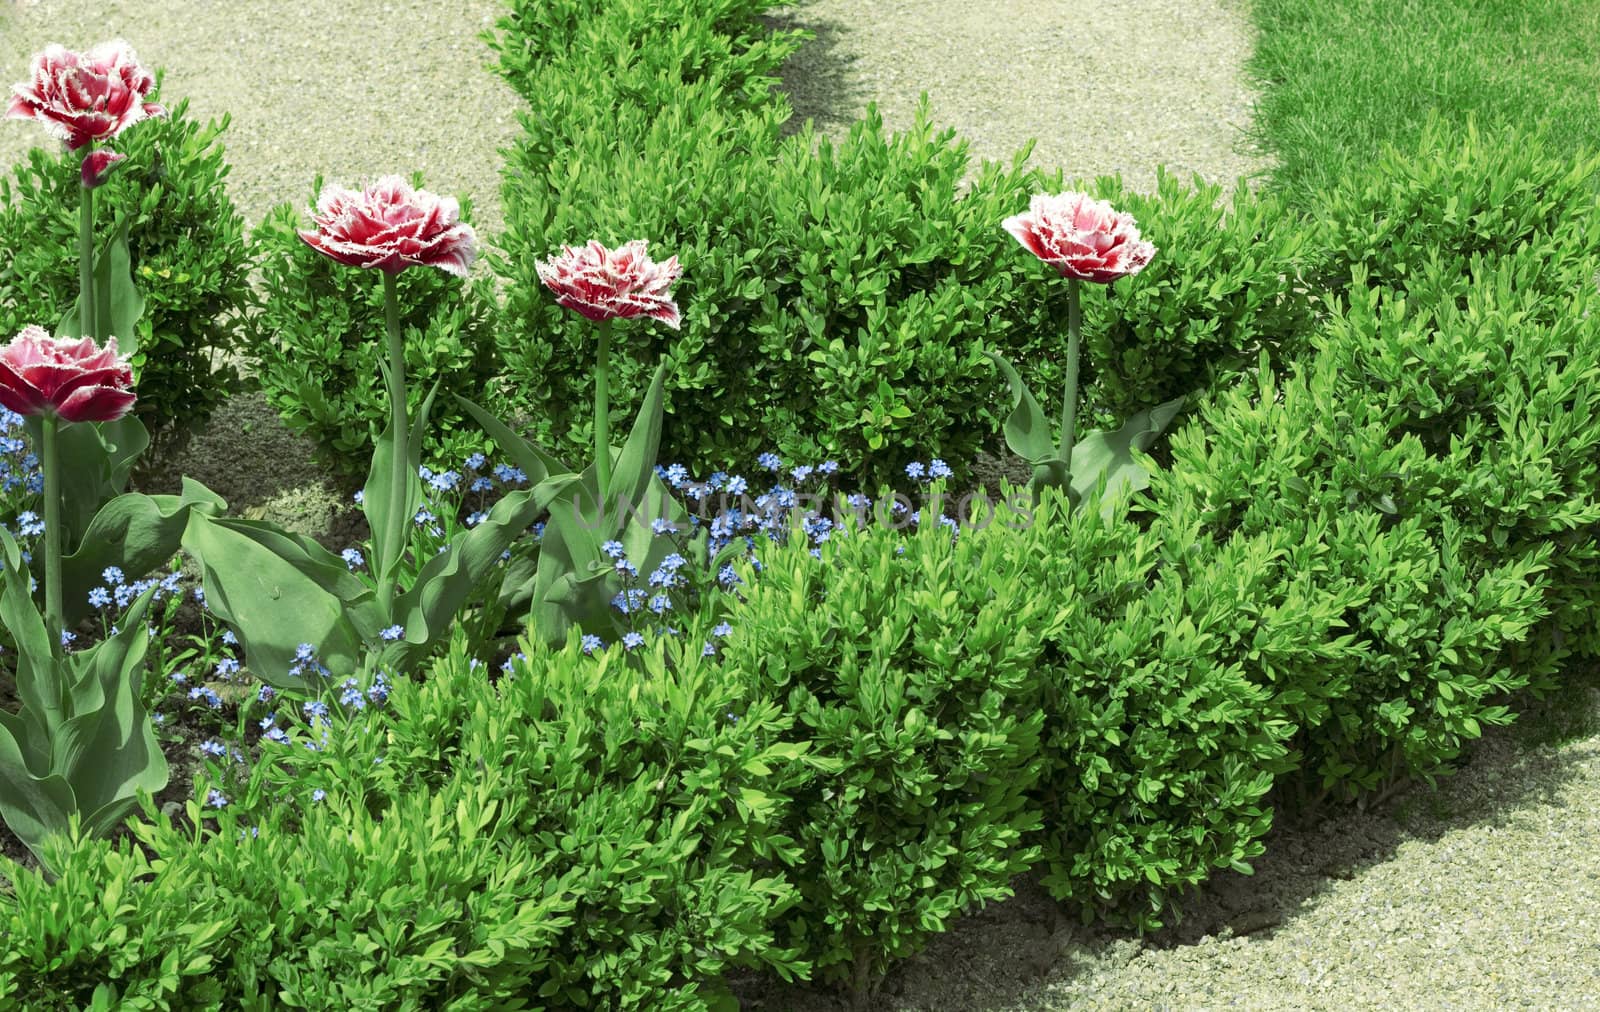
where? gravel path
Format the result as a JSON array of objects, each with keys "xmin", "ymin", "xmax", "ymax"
[
  {"xmin": 0, "ymin": 0, "xmax": 518, "ymax": 233},
  {"xmin": 7, "ymin": 2, "xmax": 1600, "ymax": 1009},
  {"xmin": 769, "ymin": 0, "xmax": 1269, "ymax": 191}
]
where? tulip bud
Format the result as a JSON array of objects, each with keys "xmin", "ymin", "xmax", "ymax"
[{"xmin": 80, "ymin": 149, "xmax": 127, "ymax": 189}]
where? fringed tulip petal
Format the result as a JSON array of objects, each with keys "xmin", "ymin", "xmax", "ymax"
[
  {"xmin": 1003, "ymin": 192, "xmax": 1157, "ymax": 284},
  {"xmin": 7, "ymin": 39, "xmax": 165, "ymax": 150},
  {"xmin": 299, "ymin": 176, "xmax": 478, "ymax": 278},
  {"xmin": 535, "ymin": 239, "xmax": 683, "ymax": 328},
  {"xmin": 0, "ymin": 327, "xmax": 136, "ymax": 423}
]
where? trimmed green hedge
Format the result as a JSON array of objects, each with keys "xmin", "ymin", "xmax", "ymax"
[
  {"xmin": 8, "ymin": 1, "xmax": 1600, "ymax": 1007},
  {"xmin": 0, "ymin": 634, "xmax": 808, "ymax": 1010},
  {"xmin": 483, "ymin": 0, "xmax": 1318, "ymax": 488},
  {"xmin": 717, "ymin": 497, "xmax": 1060, "ymax": 990}
]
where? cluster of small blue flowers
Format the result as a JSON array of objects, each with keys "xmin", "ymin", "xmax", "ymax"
[
  {"xmin": 654, "ymin": 454, "xmax": 846, "ymax": 563},
  {"xmin": 12, "ymin": 511, "xmax": 44, "ymax": 537},
  {"xmin": 341, "ymin": 453, "xmax": 539, "ymax": 574},
  {"xmin": 85, "ymin": 565, "xmax": 184, "ymax": 614},
  {"xmin": 574, "ymin": 455, "xmax": 844, "ymax": 657},
  {"xmin": 0, "ymin": 406, "xmax": 42, "ymax": 499},
  {"xmin": 0, "ymin": 408, "xmax": 44, "ymax": 576},
  {"xmin": 592, "ymin": 536, "xmax": 689, "ymax": 654},
  {"xmin": 202, "ymin": 645, "xmax": 394, "ymax": 812},
  {"xmin": 569, "ymin": 454, "xmax": 964, "ymax": 662},
  {"xmin": 288, "ymin": 641, "xmax": 331, "ymax": 682},
  {"xmin": 903, "ymin": 459, "xmax": 954, "ymax": 482}
]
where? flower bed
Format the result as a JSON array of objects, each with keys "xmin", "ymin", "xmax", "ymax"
[{"xmin": 1, "ymin": 2, "xmax": 1599, "ymax": 1010}]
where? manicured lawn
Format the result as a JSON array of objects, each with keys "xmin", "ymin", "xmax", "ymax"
[{"xmin": 1249, "ymin": 0, "xmax": 1600, "ymax": 202}]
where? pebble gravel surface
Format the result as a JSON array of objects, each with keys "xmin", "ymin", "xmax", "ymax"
[
  {"xmin": 0, "ymin": 0, "xmax": 519, "ymax": 234},
  {"xmin": 6, "ymin": 1, "xmax": 1600, "ymax": 1009},
  {"xmin": 769, "ymin": 0, "xmax": 1270, "ymax": 191}
]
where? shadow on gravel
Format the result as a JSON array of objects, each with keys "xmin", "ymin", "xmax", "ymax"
[
  {"xmin": 736, "ymin": 665, "xmax": 1600, "ymax": 1011},
  {"xmin": 762, "ymin": 4, "xmax": 866, "ymax": 139},
  {"xmin": 132, "ymin": 387, "xmax": 365, "ymax": 553}
]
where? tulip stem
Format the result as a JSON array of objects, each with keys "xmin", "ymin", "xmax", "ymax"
[
  {"xmin": 378, "ymin": 271, "xmax": 406, "ymax": 604},
  {"xmin": 594, "ymin": 317, "xmax": 613, "ymax": 498},
  {"xmin": 40, "ymin": 411, "xmax": 62, "ymax": 651},
  {"xmin": 1060, "ymin": 277, "xmax": 1081, "ymax": 484},
  {"xmin": 78, "ymin": 160, "xmax": 96, "ymax": 340}
]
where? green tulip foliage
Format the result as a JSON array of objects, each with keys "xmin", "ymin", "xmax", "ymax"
[
  {"xmin": 33, "ymin": 218, "xmax": 154, "ymax": 543},
  {"xmin": 0, "ymin": 528, "xmax": 168, "ymax": 872},
  {"xmin": 463, "ymin": 237, "xmax": 696, "ymax": 647},
  {"xmin": 990, "ymin": 225, "xmax": 1186, "ymax": 514},
  {"xmin": 988, "ymin": 349, "xmax": 1186, "ymax": 516},
  {"xmin": 24, "ymin": 164, "xmax": 203, "ymax": 604},
  {"xmin": 458, "ymin": 357, "xmax": 700, "ymax": 645},
  {"xmin": 182, "ymin": 272, "xmax": 544, "ymax": 688}
]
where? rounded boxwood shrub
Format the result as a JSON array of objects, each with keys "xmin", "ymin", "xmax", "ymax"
[
  {"xmin": 714, "ymin": 492, "xmax": 1060, "ymax": 999},
  {"xmin": 997, "ymin": 491, "xmax": 1297, "ymax": 931},
  {"xmin": 0, "ymin": 85, "xmax": 252, "ymax": 444},
  {"xmin": 490, "ymin": 0, "xmax": 803, "ymax": 113},
  {"xmin": 1155, "ymin": 349, "xmax": 1555, "ymax": 799},
  {"xmin": 497, "ymin": 91, "xmax": 1319, "ymax": 490},
  {"xmin": 1304, "ymin": 114, "xmax": 1600, "ymax": 299}
]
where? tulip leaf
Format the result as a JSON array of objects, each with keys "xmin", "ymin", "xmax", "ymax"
[
  {"xmin": 0, "ymin": 529, "xmax": 60, "ymax": 732},
  {"xmin": 48, "ymin": 587, "xmax": 166, "ymax": 838},
  {"xmin": 58, "ymin": 478, "xmax": 226, "ymax": 626},
  {"xmin": 528, "ymin": 464, "xmax": 700, "ymax": 646},
  {"xmin": 496, "ymin": 552, "xmax": 538, "ymax": 613},
  {"xmin": 454, "ymin": 394, "xmax": 571, "ymax": 484},
  {"xmin": 1068, "ymin": 394, "xmax": 1188, "ymax": 518},
  {"xmin": 457, "ymin": 357, "xmax": 694, "ymax": 646},
  {"xmin": 986, "ymin": 350, "xmax": 1060, "ymax": 465},
  {"xmin": 617, "ymin": 469, "xmax": 697, "ymax": 588},
  {"xmin": 55, "ymin": 218, "xmax": 145, "ymax": 353},
  {"xmin": 529, "ymin": 475, "xmax": 607, "ymax": 644},
  {"xmin": 362, "ymin": 371, "xmax": 440, "ymax": 586},
  {"xmin": 0, "ymin": 721, "xmax": 78, "ymax": 867},
  {"xmin": 101, "ymin": 219, "xmax": 145, "ymax": 350},
  {"xmin": 536, "ymin": 568, "xmax": 614, "ymax": 642},
  {"xmin": 484, "ymin": 472, "xmax": 585, "ymax": 617},
  {"xmin": 361, "ymin": 397, "xmax": 405, "ymax": 584},
  {"xmin": 391, "ymin": 487, "xmax": 544, "ymax": 661},
  {"xmin": 182, "ymin": 513, "xmax": 378, "ymax": 688},
  {"xmin": 0, "ymin": 531, "xmax": 167, "ymax": 869},
  {"xmin": 24, "ymin": 413, "xmax": 151, "ymax": 559},
  {"xmin": 607, "ymin": 360, "xmax": 670, "ymax": 505}
]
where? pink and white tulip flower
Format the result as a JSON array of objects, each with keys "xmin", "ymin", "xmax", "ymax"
[
  {"xmin": 0, "ymin": 326, "xmax": 135, "ymax": 424},
  {"xmin": 6, "ymin": 40, "xmax": 165, "ymax": 151},
  {"xmin": 298, "ymin": 176, "xmax": 478, "ymax": 278},
  {"xmin": 536, "ymin": 239, "xmax": 682, "ymax": 329},
  {"xmin": 1003, "ymin": 191, "xmax": 1156, "ymax": 284}
]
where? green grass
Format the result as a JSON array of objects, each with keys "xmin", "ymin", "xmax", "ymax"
[{"xmin": 1247, "ymin": 0, "xmax": 1600, "ymax": 204}]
